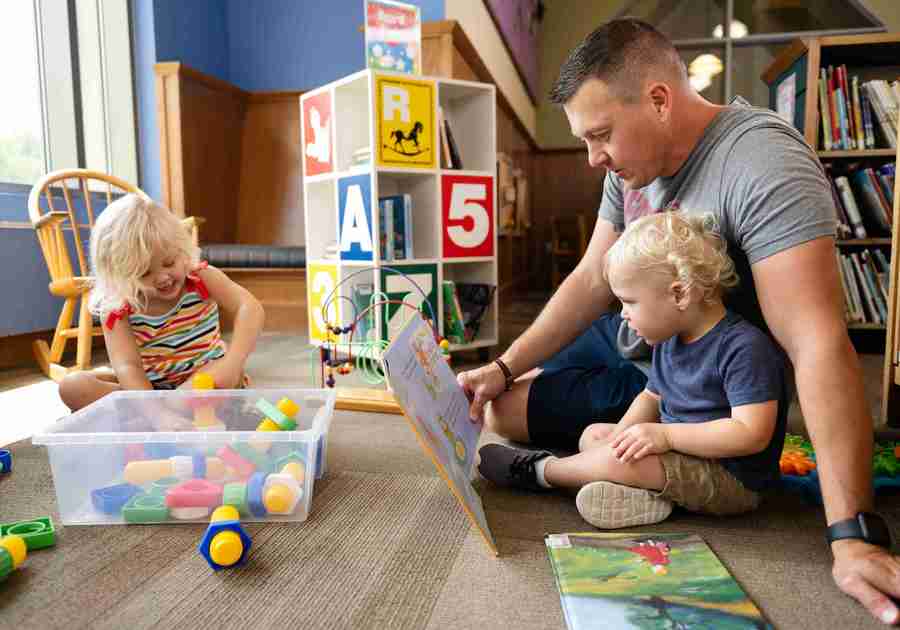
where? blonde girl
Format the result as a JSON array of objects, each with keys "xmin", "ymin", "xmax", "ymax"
[{"xmin": 58, "ymin": 194, "xmax": 264, "ymax": 412}]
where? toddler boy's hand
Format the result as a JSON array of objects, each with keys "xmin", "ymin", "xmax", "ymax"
[{"xmin": 610, "ymin": 424, "xmax": 671, "ymax": 463}]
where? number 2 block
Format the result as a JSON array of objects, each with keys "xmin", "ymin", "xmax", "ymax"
[{"xmin": 441, "ymin": 174, "xmax": 494, "ymax": 258}]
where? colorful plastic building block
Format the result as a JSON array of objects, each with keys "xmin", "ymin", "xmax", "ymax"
[
  {"xmin": 198, "ymin": 505, "xmax": 252, "ymax": 570},
  {"xmin": 91, "ymin": 483, "xmax": 142, "ymax": 514},
  {"xmin": 223, "ymin": 482, "xmax": 249, "ymax": 517},
  {"xmin": 0, "ymin": 449, "xmax": 11, "ymax": 473},
  {"xmin": 247, "ymin": 472, "xmax": 268, "ymax": 518},
  {"xmin": 123, "ymin": 493, "xmax": 169, "ymax": 523},
  {"xmin": 0, "ymin": 517, "xmax": 55, "ymax": 550},
  {"xmin": 262, "ymin": 470, "xmax": 303, "ymax": 515},
  {"xmin": 190, "ymin": 372, "xmax": 226, "ymax": 430},
  {"xmin": 124, "ymin": 455, "xmax": 225, "ymax": 485},
  {"xmin": 165, "ymin": 479, "xmax": 223, "ymax": 509},
  {"xmin": 217, "ymin": 445, "xmax": 257, "ymax": 479},
  {"xmin": 255, "ymin": 397, "xmax": 299, "ymax": 431},
  {"xmin": 0, "ymin": 535, "xmax": 27, "ymax": 581}
]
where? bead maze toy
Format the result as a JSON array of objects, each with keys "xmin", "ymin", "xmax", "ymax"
[
  {"xmin": 779, "ymin": 433, "xmax": 900, "ymax": 505},
  {"xmin": 198, "ymin": 505, "xmax": 252, "ymax": 570},
  {"xmin": 312, "ymin": 266, "xmax": 451, "ymax": 414},
  {"xmin": 0, "ymin": 535, "xmax": 27, "ymax": 582}
]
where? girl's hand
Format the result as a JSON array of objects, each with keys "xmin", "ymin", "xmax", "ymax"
[
  {"xmin": 193, "ymin": 357, "xmax": 244, "ymax": 390},
  {"xmin": 610, "ymin": 423, "xmax": 672, "ymax": 463}
]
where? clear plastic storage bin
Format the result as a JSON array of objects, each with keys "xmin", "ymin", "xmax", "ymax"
[{"xmin": 32, "ymin": 388, "xmax": 336, "ymax": 525}]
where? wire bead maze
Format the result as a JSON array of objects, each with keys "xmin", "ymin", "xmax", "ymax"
[{"xmin": 317, "ymin": 266, "xmax": 450, "ymax": 388}]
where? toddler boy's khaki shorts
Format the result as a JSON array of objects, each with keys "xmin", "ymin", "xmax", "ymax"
[{"xmin": 656, "ymin": 451, "xmax": 762, "ymax": 515}]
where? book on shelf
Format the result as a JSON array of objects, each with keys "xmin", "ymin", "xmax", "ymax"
[
  {"xmin": 455, "ymin": 283, "xmax": 495, "ymax": 342},
  {"xmin": 834, "ymin": 175, "xmax": 868, "ymax": 238},
  {"xmin": 441, "ymin": 280, "xmax": 466, "ymax": 344},
  {"xmin": 378, "ymin": 194, "xmax": 413, "ymax": 261},
  {"xmin": 830, "ymin": 165, "xmax": 895, "ymax": 238},
  {"xmin": 443, "ymin": 110, "xmax": 463, "ymax": 170},
  {"xmin": 817, "ymin": 64, "xmax": 900, "ymax": 151},
  {"xmin": 437, "ymin": 106, "xmax": 453, "ymax": 169},
  {"xmin": 850, "ymin": 169, "xmax": 892, "ymax": 233},
  {"xmin": 840, "ymin": 249, "xmax": 891, "ymax": 326}
]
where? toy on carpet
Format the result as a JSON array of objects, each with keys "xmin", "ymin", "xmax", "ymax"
[
  {"xmin": 0, "ymin": 535, "xmax": 27, "ymax": 581},
  {"xmin": 0, "ymin": 517, "xmax": 56, "ymax": 551},
  {"xmin": 779, "ymin": 433, "xmax": 900, "ymax": 505},
  {"xmin": 0, "ymin": 449, "xmax": 11, "ymax": 473},
  {"xmin": 315, "ymin": 266, "xmax": 450, "ymax": 389},
  {"xmin": 199, "ymin": 505, "xmax": 252, "ymax": 570}
]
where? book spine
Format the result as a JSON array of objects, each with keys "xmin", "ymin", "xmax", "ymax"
[
  {"xmin": 828, "ymin": 67, "xmax": 840, "ymax": 148},
  {"xmin": 852, "ymin": 76, "xmax": 866, "ymax": 150},
  {"xmin": 861, "ymin": 88, "xmax": 875, "ymax": 149},
  {"xmin": 404, "ymin": 193, "xmax": 413, "ymax": 259},
  {"xmin": 861, "ymin": 251, "xmax": 888, "ymax": 322},
  {"xmin": 840, "ymin": 66, "xmax": 856, "ymax": 149},
  {"xmin": 835, "ymin": 176, "xmax": 868, "ymax": 238},
  {"xmin": 851, "ymin": 252, "xmax": 881, "ymax": 324},
  {"xmin": 819, "ymin": 71, "xmax": 832, "ymax": 150},
  {"xmin": 841, "ymin": 254, "xmax": 864, "ymax": 323}
]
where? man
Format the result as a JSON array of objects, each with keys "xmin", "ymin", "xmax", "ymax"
[{"xmin": 458, "ymin": 18, "xmax": 900, "ymax": 625}]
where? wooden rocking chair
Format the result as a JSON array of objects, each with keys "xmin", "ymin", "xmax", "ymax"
[{"xmin": 27, "ymin": 169, "xmax": 201, "ymax": 382}]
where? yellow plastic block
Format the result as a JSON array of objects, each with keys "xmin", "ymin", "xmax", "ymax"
[
  {"xmin": 211, "ymin": 505, "xmax": 240, "ymax": 523},
  {"xmin": 281, "ymin": 461, "xmax": 305, "ymax": 484},
  {"xmin": 192, "ymin": 372, "xmax": 215, "ymax": 390},
  {"xmin": 0, "ymin": 535, "xmax": 27, "ymax": 569},
  {"xmin": 124, "ymin": 459, "xmax": 173, "ymax": 485},
  {"xmin": 205, "ymin": 457, "xmax": 225, "ymax": 481},
  {"xmin": 210, "ymin": 530, "xmax": 243, "ymax": 567},
  {"xmin": 193, "ymin": 406, "xmax": 221, "ymax": 426},
  {"xmin": 262, "ymin": 474, "xmax": 302, "ymax": 515},
  {"xmin": 256, "ymin": 418, "xmax": 281, "ymax": 432},
  {"xmin": 276, "ymin": 397, "xmax": 299, "ymax": 418}
]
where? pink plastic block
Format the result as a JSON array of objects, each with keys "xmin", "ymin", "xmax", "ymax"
[
  {"xmin": 216, "ymin": 445, "xmax": 256, "ymax": 479},
  {"xmin": 165, "ymin": 479, "xmax": 223, "ymax": 508}
]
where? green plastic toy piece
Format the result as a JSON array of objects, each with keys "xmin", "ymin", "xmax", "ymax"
[
  {"xmin": 223, "ymin": 482, "xmax": 249, "ymax": 517},
  {"xmin": 150, "ymin": 476, "xmax": 181, "ymax": 496},
  {"xmin": 122, "ymin": 493, "xmax": 169, "ymax": 523},
  {"xmin": 255, "ymin": 398, "xmax": 296, "ymax": 430},
  {"xmin": 232, "ymin": 443, "xmax": 276, "ymax": 474},
  {"xmin": 0, "ymin": 547, "xmax": 12, "ymax": 581},
  {"xmin": 0, "ymin": 517, "xmax": 56, "ymax": 550}
]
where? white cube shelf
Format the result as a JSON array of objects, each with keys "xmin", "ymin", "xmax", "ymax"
[{"xmin": 300, "ymin": 69, "xmax": 498, "ymax": 351}]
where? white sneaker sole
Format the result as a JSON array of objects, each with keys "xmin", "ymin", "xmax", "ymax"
[{"xmin": 576, "ymin": 481, "xmax": 673, "ymax": 529}]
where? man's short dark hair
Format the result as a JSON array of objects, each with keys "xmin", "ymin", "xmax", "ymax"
[{"xmin": 549, "ymin": 18, "xmax": 686, "ymax": 105}]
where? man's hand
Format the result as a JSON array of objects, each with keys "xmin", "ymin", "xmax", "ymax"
[
  {"xmin": 457, "ymin": 362, "xmax": 507, "ymax": 422},
  {"xmin": 610, "ymin": 423, "xmax": 672, "ymax": 463},
  {"xmin": 832, "ymin": 539, "xmax": 900, "ymax": 625}
]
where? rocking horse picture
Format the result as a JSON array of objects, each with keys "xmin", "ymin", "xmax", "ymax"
[{"xmin": 387, "ymin": 121, "xmax": 427, "ymax": 156}]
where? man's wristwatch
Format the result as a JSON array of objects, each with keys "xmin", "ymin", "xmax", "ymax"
[{"xmin": 826, "ymin": 512, "xmax": 892, "ymax": 549}]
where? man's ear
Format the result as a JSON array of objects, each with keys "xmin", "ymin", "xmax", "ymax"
[{"xmin": 647, "ymin": 83, "xmax": 671, "ymax": 120}]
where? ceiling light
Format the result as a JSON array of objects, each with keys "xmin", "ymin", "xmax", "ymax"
[
  {"xmin": 689, "ymin": 53, "xmax": 723, "ymax": 78},
  {"xmin": 713, "ymin": 19, "xmax": 748, "ymax": 39},
  {"xmin": 689, "ymin": 74, "xmax": 712, "ymax": 93}
]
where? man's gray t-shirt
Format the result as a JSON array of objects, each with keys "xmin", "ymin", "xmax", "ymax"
[{"xmin": 599, "ymin": 97, "xmax": 837, "ymax": 362}]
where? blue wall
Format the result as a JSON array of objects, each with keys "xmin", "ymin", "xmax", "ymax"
[{"xmin": 153, "ymin": 0, "xmax": 229, "ymax": 81}]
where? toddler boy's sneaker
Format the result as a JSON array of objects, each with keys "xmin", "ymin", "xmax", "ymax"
[
  {"xmin": 477, "ymin": 444, "xmax": 553, "ymax": 492},
  {"xmin": 576, "ymin": 481, "xmax": 673, "ymax": 529}
]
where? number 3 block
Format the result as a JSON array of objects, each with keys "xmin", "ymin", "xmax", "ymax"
[{"xmin": 441, "ymin": 174, "xmax": 494, "ymax": 258}]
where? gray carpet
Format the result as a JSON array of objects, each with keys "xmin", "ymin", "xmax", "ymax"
[{"xmin": 3, "ymin": 409, "xmax": 900, "ymax": 629}]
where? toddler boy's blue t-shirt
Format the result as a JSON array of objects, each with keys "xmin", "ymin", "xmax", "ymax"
[{"xmin": 646, "ymin": 311, "xmax": 787, "ymax": 492}]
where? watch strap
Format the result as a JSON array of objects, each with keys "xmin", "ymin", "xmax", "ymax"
[
  {"xmin": 494, "ymin": 358, "xmax": 514, "ymax": 391},
  {"xmin": 827, "ymin": 512, "xmax": 892, "ymax": 549}
]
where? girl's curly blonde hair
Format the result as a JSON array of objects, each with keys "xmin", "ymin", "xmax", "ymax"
[
  {"xmin": 88, "ymin": 194, "xmax": 200, "ymax": 316},
  {"xmin": 604, "ymin": 211, "xmax": 739, "ymax": 303}
]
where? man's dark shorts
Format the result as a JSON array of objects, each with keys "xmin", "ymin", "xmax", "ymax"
[{"xmin": 527, "ymin": 313, "xmax": 648, "ymax": 451}]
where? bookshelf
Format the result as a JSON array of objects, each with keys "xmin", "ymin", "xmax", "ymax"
[
  {"xmin": 763, "ymin": 33, "xmax": 900, "ymax": 426},
  {"xmin": 300, "ymin": 68, "xmax": 498, "ymax": 360}
]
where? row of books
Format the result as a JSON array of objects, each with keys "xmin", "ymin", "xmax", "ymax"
[
  {"xmin": 378, "ymin": 194, "xmax": 413, "ymax": 261},
  {"xmin": 838, "ymin": 248, "xmax": 891, "ymax": 326},
  {"xmin": 442, "ymin": 280, "xmax": 494, "ymax": 344},
  {"xmin": 438, "ymin": 106, "xmax": 463, "ymax": 170},
  {"xmin": 827, "ymin": 163, "xmax": 895, "ymax": 238},
  {"xmin": 818, "ymin": 65, "xmax": 900, "ymax": 150}
]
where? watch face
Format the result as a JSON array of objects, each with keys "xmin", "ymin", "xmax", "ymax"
[{"xmin": 860, "ymin": 513, "xmax": 892, "ymax": 548}]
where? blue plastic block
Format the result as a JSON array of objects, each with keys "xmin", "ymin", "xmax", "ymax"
[
  {"xmin": 198, "ymin": 520, "xmax": 252, "ymax": 570},
  {"xmin": 247, "ymin": 472, "xmax": 268, "ymax": 518},
  {"xmin": 192, "ymin": 453, "xmax": 207, "ymax": 479},
  {"xmin": 0, "ymin": 449, "xmax": 11, "ymax": 473},
  {"xmin": 91, "ymin": 483, "xmax": 142, "ymax": 514}
]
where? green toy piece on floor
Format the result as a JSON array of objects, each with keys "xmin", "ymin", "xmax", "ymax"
[{"xmin": 0, "ymin": 517, "xmax": 56, "ymax": 551}]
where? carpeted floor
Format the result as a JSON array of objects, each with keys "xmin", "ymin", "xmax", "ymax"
[{"xmin": 1, "ymin": 291, "xmax": 896, "ymax": 628}]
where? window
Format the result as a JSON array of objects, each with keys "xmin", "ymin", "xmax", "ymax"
[
  {"xmin": 0, "ymin": 0, "xmax": 137, "ymax": 189},
  {"xmin": 0, "ymin": 2, "xmax": 45, "ymax": 184}
]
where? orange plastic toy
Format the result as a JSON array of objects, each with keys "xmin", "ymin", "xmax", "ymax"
[{"xmin": 780, "ymin": 450, "xmax": 817, "ymax": 476}]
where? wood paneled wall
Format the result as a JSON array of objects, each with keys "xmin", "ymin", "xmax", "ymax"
[{"xmin": 155, "ymin": 63, "xmax": 304, "ymax": 246}]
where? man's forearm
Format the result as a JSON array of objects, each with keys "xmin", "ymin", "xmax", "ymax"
[
  {"xmin": 795, "ymin": 339, "xmax": 873, "ymax": 524},
  {"xmin": 500, "ymin": 266, "xmax": 614, "ymax": 377}
]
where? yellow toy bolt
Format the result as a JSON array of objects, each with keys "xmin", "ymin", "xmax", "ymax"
[
  {"xmin": 199, "ymin": 505, "xmax": 251, "ymax": 570},
  {"xmin": 0, "ymin": 535, "xmax": 27, "ymax": 581}
]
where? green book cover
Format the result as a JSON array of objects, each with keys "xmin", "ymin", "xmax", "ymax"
[
  {"xmin": 545, "ymin": 532, "xmax": 771, "ymax": 629},
  {"xmin": 442, "ymin": 281, "xmax": 465, "ymax": 344}
]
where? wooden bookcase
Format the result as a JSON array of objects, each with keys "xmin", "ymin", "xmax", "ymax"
[
  {"xmin": 763, "ymin": 33, "xmax": 900, "ymax": 425},
  {"xmin": 300, "ymin": 68, "xmax": 498, "ymax": 356}
]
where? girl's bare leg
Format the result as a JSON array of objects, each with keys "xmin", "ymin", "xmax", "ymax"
[{"xmin": 58, "ymin": 369, "xmax": 120, "ymax": 411}]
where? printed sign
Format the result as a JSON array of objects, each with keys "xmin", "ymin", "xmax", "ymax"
[
  {"xmin": 442, "ymin": 174, "xmax": 494, "ymax": 257},
  {"xmin": 366, "ymin": 0, "xmax": 421, "ymax": 75},
  {"xmin": 307, "ymin": 263, "xmax": 340, "ymax": 342},
  {"xmin": 376, "ymin": 76, "xmax": 435, "ymax": 168},
  {"xmin": 302, "ymin": 91, "xmax": 333, "ymax": 177},
  {"xmin": 338, "ymin": 174, "xmax": 374, "ymax": 261}
]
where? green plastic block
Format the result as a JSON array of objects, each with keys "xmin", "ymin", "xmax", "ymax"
[
  {"xmin": 150, "ymin": 476, "xmax": 181, "ymax": 496},
  {"xmin": 0, "ymin": 547, "xmax": 12, "ymax": 581},
  {"xmin": 123, "ymin": 493, "xmax": 169, "ymax": 523},
  {"xmin": 232, "ymin": 443, "xmax": 275, "ymax": 474},
  {"xmin": 0, "ymin": 517, "xmax": 56, "ymax": 550},
  {"xmin": 223, "ymin": 482, "xmax": 249, "ymax": 517},
  {"xmin": 255, "ymin": 398, "xmax": 296, "ymax": 430}
]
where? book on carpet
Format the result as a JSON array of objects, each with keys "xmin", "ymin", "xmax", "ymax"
[
  {"xmin": 545, "ymin": 532, "xmax": 772, "ymax": 629},
  {"xmin": 382, "ymin": 312, "xmax": 498, "ymax": 555}
]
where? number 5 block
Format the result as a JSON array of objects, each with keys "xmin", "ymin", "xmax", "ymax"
[{"xmin": 441, "ymin": 174, "xmax": 494, "ymax": 258}]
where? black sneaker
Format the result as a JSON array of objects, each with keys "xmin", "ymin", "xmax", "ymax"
[{"xmin": 478, "ymin": 444, "xmax": 553, "ymax": 492}]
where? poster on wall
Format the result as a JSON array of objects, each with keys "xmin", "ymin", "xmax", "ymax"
[{"xmin": 365, "ymin": 0, "xmax": 421, "ymax": 75}]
